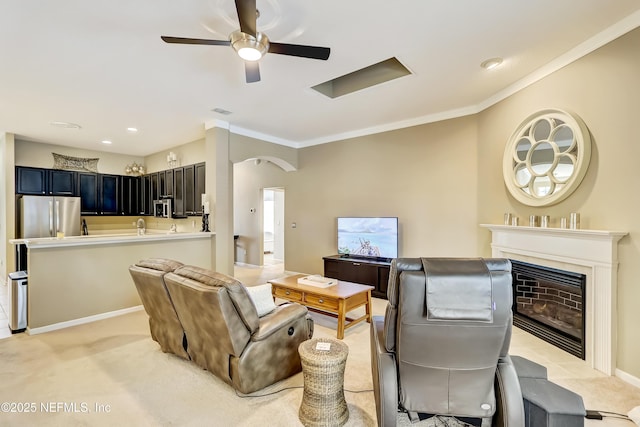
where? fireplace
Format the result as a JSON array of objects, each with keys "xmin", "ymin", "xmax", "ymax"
[
  {"xmin": 481, "ymin": 224, "xmax": 627, "ymax": 375},
  {"xmin": 511, "ymin": 260, "xmax": 586, "ymax": 359}
]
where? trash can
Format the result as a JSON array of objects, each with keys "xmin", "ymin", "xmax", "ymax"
[{"xmin": 8, "ymin": 271, "xmax": 27, "ymax": 333}]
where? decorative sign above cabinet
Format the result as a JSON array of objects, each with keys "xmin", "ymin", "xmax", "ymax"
[
  {"xmin": 502, "ymin": 109, "xmax": 592, "ymax": 207},
  {"xmin": 52, "ymin": 152, "xmax": 99, "ymax": 172}
]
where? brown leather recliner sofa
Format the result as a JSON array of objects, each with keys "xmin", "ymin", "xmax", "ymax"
[
  {"xmin": 371, "ymin": 257, "xmax": 526, "ymax": 426},
  {"xmin": 129, "ymin": 258, "xmax": 314, "ymax": 394},
  {"xmin": 129, "ymin": 258, "xmax": 189, "ymax": 359}
]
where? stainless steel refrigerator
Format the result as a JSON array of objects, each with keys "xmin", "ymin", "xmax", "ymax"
[{"xmin": 18, "ymin": 195, "xmax": 81, "ymax": 238}]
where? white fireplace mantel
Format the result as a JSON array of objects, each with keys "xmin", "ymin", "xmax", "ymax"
[{"xmin": 481, "ymin": 224, "xmax": 627, "ymax": 375}]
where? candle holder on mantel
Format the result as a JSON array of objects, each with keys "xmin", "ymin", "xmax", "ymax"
[{"xmin": 201, "ymin": 208, "xmax": 210, "ymax": 232}]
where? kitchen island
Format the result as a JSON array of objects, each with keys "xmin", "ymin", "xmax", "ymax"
[{"xmin": 10, "ymin": 231, "xmax": 214, "ymax": 333}]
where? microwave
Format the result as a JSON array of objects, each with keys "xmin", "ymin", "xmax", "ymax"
[{"xmin": 153, "ymin": 198, "xmax": 172, "ymax": 218}]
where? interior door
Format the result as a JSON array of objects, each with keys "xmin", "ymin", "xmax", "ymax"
[
  {"xmin": 263, "ymin": 187, "xmax": 285, "ymax": 264},
  {"xmin": 272, "ymin": 189, "xmax": 285, "ymax": 262}
]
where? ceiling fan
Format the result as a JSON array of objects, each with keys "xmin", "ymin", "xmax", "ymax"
[{"xmin": 161, "ymin": 0, "xmax": 331, "ymax": 83}]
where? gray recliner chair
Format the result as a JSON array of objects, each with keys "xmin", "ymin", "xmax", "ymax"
[{"xmin": 370, "ymin": 258, "xmax": 525, "ymax": 426}]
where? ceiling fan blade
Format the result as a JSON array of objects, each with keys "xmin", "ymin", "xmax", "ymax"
[
  {"xmin": 161, "ymin": 36, "xmax": 230, "ymax": 46},
  {"xmin": 268, "ymin": 43, "xmax": 330, "ymax": 60},
  {"xmin": 235, "ymin": 0, "xmax": 257, "ymax": 37},
  {"xmin": 245, "ymin": 61, "xmax": 261, "ymax": 83}
]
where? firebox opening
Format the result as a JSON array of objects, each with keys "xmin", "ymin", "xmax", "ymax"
[{"xmin": 510, "ymin": 259, "xmax": 586, "ymax": 360}]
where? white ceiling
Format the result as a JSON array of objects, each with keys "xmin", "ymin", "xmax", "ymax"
[{"xmin": 1, "ymin": 1, "xmax": 639, "ymax": 156}]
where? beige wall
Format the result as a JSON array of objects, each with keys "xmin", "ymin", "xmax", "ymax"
[
  {"xmin": 230, "ymin": 133, "xmax": 298, "ymax": 170},
  {"xmin": 234, "ymin": 115, "xmax": 480, "ymax": 274},
  {"xmin": 477, "ymin": 28, "xmax": 640, "ymax": 379},
  {"xmin": 28, "ymin": 237, "xmax": 212, "ymax": 329},
  {"xmin": 15, "ymin": 137, "xmax": 206, "ymax": 176},
  {"xmin": 15, "ymin": 140, "xmax": 144, "ymax": 175},
  {"xmin": 143, "ymin": 138, "xmax": 205, "ymax": 173},
  {"xmin": 1, "ymin": 133, "xmax": 16, "ymax": 279}
]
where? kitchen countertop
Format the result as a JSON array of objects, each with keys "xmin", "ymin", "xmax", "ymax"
[{"xmin": 9, "ymin": 231, "xmax": 215, "ymax": 249}]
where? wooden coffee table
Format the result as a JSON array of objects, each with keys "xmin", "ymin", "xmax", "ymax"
[{"xmin": 269, "ymin": 274, "xmax": 373, "ymax": 339}]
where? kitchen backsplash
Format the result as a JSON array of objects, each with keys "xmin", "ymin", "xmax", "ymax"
[{"xmin": 82, "ymin": 216, "xmax": 207, "ymax": 234}]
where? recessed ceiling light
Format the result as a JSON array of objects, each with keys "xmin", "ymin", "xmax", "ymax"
[
  {"xmin": 212, "ymin": 108, "xmax": 233, "ymax": 115},
  {"xmin": 481, "ymin": 57, "xmax": 503, "ymax": 70},
  {"xmin": 127, "ymin": 127, "xmax": 138, "ymax": 133},
  {"xmin": 50, "ymin": 121, "xmax": 81, "ymax": 129},
  {"xmin": 101, "ymin": 140, "xmax": 112, "ymax": 145}
]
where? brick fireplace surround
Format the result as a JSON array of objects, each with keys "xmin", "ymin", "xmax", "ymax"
[{"xmin": 482, "ymin": 224, "xmax": 627, "ymax": 376}]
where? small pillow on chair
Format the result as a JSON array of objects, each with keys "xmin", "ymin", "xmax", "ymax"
[{"xmin": 245, "ymin": 283, "xmax": 277, "ymax": 317}]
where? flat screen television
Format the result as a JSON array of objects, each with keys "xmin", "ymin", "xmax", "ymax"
[{"xmin": 337, "ymin": 217, "xmax": 398, "ymax": 262}]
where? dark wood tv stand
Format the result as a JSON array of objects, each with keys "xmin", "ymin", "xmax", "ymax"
[{"xmin": 323, "ymin": 255, "xmax": 391, "ymax": 299}]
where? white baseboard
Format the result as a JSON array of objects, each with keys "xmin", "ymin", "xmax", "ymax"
[
  {"xmin": 616, "ymin": 368, "xmax": 640, "ymax": 389},
  {"xmin": 27, "ymin": 305, "xmax": 144, "ymax": 335}
]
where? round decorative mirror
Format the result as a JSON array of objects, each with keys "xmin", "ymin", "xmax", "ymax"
[{"xmin": 503, "ymin": 109, "xmax": 591, "ymax": 206}]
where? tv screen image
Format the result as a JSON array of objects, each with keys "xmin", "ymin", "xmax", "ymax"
[{"xmin": 337, "ymin": 217, "xmax": 398, "ymax": 260}]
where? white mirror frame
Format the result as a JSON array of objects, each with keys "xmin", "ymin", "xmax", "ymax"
[{"xmin": 503, "ymin": 109, "xmax": 592, "ymax": 207}]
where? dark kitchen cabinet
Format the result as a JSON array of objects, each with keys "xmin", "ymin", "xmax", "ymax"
[
  {"xmin": 16, "ymin": 166, "xmax": 76, "ymax": 195},
  {"xmin": 99, "ymin": 174, "xmax": 119, "ymax": 215},
  {"xmin": 184, "ymin": 165, "xmax": 195, "ymax": 215},
  {"xmin": 172, "ymin": 167, "xmax": 185, "ymax": 217},
  {"xmin": 150, "ymin": 173, "xmax": 159, "ymax": 202},
  {"xmin": 48, "ymin": 170, "xmax": 76, "ymax": 195},
  {"xmin": 164, "ymin": 169, "xmax": 174, "ymax": 198},
  {"xmin": 17, "ymin": 166, "xmax": 153, "ymax": 217},
  {"xmin": 194, "ymin": 162, "xmax": 206, "ymax": 215},
  {"xmin": 16, "ymin": 167, "xmax": 47, "ymax": 195},
  {"xmin": 158, "ymin": 171, "xmax": 166, "ymax": 198},
  {"xmin": 15, "ymin": 164, "xmax": 206, "ymax": 217},
  {"xmin": 139, "ymin": 163, "xmax": 205, "ymax": 217},
  {"xmin": 78, "ymin": 173, "xmax": 121, "ymax": 216},
  {"xmin": 184, "ymin": 163, "xmax": 206, "ymax": 216},
  {"xmin": 120, "ymin": 175, "xmax": 140, "ymax": 215},
  {"xmin": 156, "ymin": 170, "xmax": 174, "ymax": 199},
  {"xmin": 78, "ymin": 173, "xmax": 99, "ymax": 215},
  {"xmin": 140, "ymin": 175, "xmax": 152, "ymax": 215}
]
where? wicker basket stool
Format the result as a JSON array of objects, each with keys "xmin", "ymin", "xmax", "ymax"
[{"xmin": 298, "ymin": 338, "xmax": 349, "ymax": 427}]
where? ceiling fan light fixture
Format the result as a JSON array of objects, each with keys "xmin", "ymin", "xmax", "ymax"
[
  {"xmin": 238, "ymin": 47, "xmax": 261, "ymax": 61},
  {"xmin": 230, "ymin": 30, "xmax": 269, "ymax": 61}
]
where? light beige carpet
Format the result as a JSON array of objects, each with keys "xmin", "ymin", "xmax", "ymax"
[
  {"xmin": 0, "ymin": 304, "xmax": 473, "ymax": 426},
  {"xmin": 1, "ymin": 263, "xmax": 638, "ymax": 426}
]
